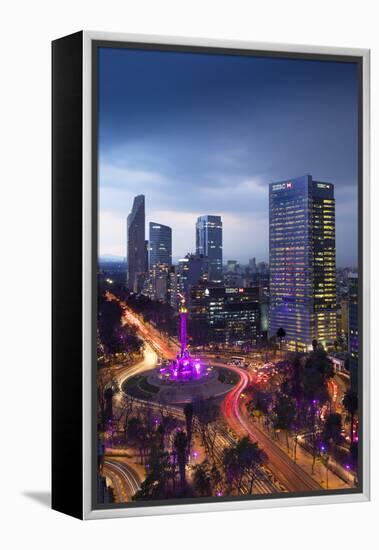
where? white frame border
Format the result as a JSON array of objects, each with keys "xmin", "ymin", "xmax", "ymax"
[{"xmin": 82, "ymin": 31, "xmax": 370, "ymax": 520}]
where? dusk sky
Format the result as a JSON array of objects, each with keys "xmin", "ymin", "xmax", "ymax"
[{"xmin": 98, "ymin": 46, "xmax": 359, "ymax": 267}]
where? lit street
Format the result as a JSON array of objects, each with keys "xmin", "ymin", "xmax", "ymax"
[{"xmin": 99, "ymin": 291, "xmax": 356, "ymax": 501}]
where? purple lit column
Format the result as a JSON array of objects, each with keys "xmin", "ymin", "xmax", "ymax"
[{"xmin": 180, "ymin": 301, "xmax": 187, "ymax": 354}]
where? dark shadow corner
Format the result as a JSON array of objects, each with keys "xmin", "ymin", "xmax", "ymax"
[{"xmin": 22, "ymin": 491, "xmax": 51, "ymax": 508}]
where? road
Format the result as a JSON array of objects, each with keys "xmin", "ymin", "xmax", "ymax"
[
  {"xmin": 220, "ymin": 363, "xmax": 322, "ymax": 493},
  {"xmin": 116, "ymin": 344, "xmax": 158, "ymax": 388},
  {"xmin": 104, "ymin": 292, "xmax": 325, "ymax": 494},
  {"xmin": 103, "ymin": 458, "xmax": 141, "ymax": 502},
  {"xmin": 103, "ymin": 339, "xmax": 160, "ymax": 500},
  {"xmin": 105, "ymin": 290, "xmax": 177, "ymax": 359}
]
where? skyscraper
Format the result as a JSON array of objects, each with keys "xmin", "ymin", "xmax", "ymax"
[
  {"xmin": 196, "ymin": 215, "xmax": 223, "ymax": 283},
  {"xmin": 148, "ymin": 222, "xmax": 172, "ymax": 268},
  {"xmin": 269, "ymin": 175, "xmax": 337, "ymax": 351},
  {"xmin": 127, "ymin": 195, "xmax": 146, "ymax": 293}
]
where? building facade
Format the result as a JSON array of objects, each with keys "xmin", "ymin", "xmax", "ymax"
[
  {"xmin": 177, "ymin": 254, "xmax": 209, "ymax": 294},
  {"xmin": 269, "ymin": 175, "xmax": 337, "ymax": 351},
  {"xmin": 127, "ymin": 195, "xmax": 146, "ymax": 293},
  {"xmin": 348, "ymin": 273, "xmax": 358, "ymax": 391},
  {"xmin": 189, "ymin": 285, "xmax": 261, "ymax": 346},
  {"xmin": 196, "ymin": 215, "xmax": 223, "ymax": 283},
  {"xmin": 168, "ymin": 266, "xmax": 182, "ymax": 310},
  {"xmin": 148, "ymin": 222, "xmax": 172, "ymax": 269},
  {"xmin": 338, "ymin": 293, "xmax": 349, "ymax": 340}
]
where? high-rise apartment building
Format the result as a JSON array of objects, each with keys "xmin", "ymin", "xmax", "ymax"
[
  {"xmin": 127, "ymin": 195, "xmax": 146, "ymax": 293},
  {"xmin": 196, "ymin": 215, "xmax": 223, "ymax": 283},
  {"xmin": 269, "ymin": 175, "xmax": 337, "ymax": 351}
]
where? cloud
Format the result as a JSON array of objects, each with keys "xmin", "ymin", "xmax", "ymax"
[
  {"xmin": 97, "ymin": 47, "xmax": 358, "ymax": 266},
  {"xmin": 221, "ymin": 211, "xmax": 268, "ymax": 263},
  {"xmin": 100, "ymin": 162, "xmax": 166, "ymax": 190},
  {"xmin": 99, "ymin": 210, "xmax": 126, "ymax": 258}
]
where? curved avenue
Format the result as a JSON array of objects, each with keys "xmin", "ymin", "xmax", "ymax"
[{"xmin": 220, "ymin": 364, "xmax": 322, "ymax": 494}]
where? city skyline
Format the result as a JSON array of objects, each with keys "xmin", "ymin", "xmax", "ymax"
[
  {"xmin": 96, "ymin": 45, "xmax": 360, "ymax": 507},
  {"xmin": 102, "ymin": 189, "xmax": 353, "ymax": 270},
  {"xmin": 99, "ymin": 47, "xmax": 359, "ymax": 267}
]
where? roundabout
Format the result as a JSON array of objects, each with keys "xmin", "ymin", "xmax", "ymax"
[
  {"xmin": 123, "ymin": 365, "xmax": 237, "ymax": 404},
  {"xmin": 122, "ymin": 297, "xmax": 238, "ymax": 404}
]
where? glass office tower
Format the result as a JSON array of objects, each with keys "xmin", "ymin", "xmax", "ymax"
[
  {"xmin": 127, "ymin": 195, "xmax": 146, "ymax": 293},
  {"xmin": 196, "ymin": 215, "xmax": 223, "ymax": 283},
  {"xmin": 149, "ymin": 222, "xmax": 172, "ymax": 268},
  {"xmin": 269, "ymin": 175, "xmax": 337, "ymax": 351}
]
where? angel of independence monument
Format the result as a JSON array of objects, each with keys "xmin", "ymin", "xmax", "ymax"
[
  {"xmin": 133, "ymin": 295, "xmax": 235, "ymax": 404},
  {"xmin": 160, "ymin": 296, "xmax": 206, "ymax": 381}
]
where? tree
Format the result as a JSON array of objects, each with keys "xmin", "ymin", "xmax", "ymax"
[
  {"xmin": 127, "ymin": 416, "xmax": 147, "ymax": 463},
  {"xmin": 304, "ymin": 348, "xmax": 334, "ymax": 469},
  {"xmin": 272, "ymin": 393, "xmax": 296, "ymax": 451},
  {"xmin": 97, "ymin": 363, "xmax": 117, "ymax": 428},
  {"xmin": 247, "ymin": 390, "xmax": 271, "ymax": 424},
  {"xmin": 320, "ymin": 412, "xmax": 342, "ymax": 488},
  {"xmin": 342, "ymin": 388, "xmax": 358, "ymax": 462},
  {"xmin": 98, "ymin": 292, "xmax": 143, "ymax": 357},
  {"xmin": 133, "ymin": 446, "xmax": 171, "ymax": 500},
  {"xmin": 174, "ymin": 430, "xmax": 188, "ymax": 493},
  {"xmin": 223, "ymin": 444, "xmax": 244, "ymax": 494},
  {"xmin": 303, "ymin": 347, "xmax": 334, "ymax": 421},
  {"xmin": 103, "ymin": 387, "xmax": 114, "ymax": 424},
  {"xmin": 98, "ymin": 296, "xmax": 123, "ymax": 354},
  {"xmin": 111, "ymin": 324, "xmax": 143, "ymax": 356},
  {"xmin": 223, "ymin": 437, "xmax": 267, "ymax": 495},
  {"xmin": 159, "ymin": 414, "xmax": 178, "ymax": 450},
  {"xmin": 126, "ymin": 292, "xmax": 177, "ymax": 337},
  {"xmin": 184, "ymin": 402, "xmax": 194, "ymax": 455},
  {"xmin": 193, "ymin": 397, "xmax": 219, "ymax": 461},
  {"xmin": 322, "ymin": 412, "xmax": 343, "ymax": 451},
  {"xmin": 280, "ymin": 348, "xmax": 334, "ymax": 471},
  {"xmin": 121, "ymin": 394, "xmax": 135, "ymax": 442},
  {"xmin": 126, "ymin": 416, "xmax": 141, "ymax": 441},
  {"xmin": 342, "ymin": 389, "xmax": 358, "ymax": 452},
  {"xmin": 192, "ymin": 461, "xmax": 212, "ymax": 497}
]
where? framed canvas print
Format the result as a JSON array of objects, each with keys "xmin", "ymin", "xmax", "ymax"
[{"xmin": 52, "ymin": 31, "xmax": 370, "ymax": 520}]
